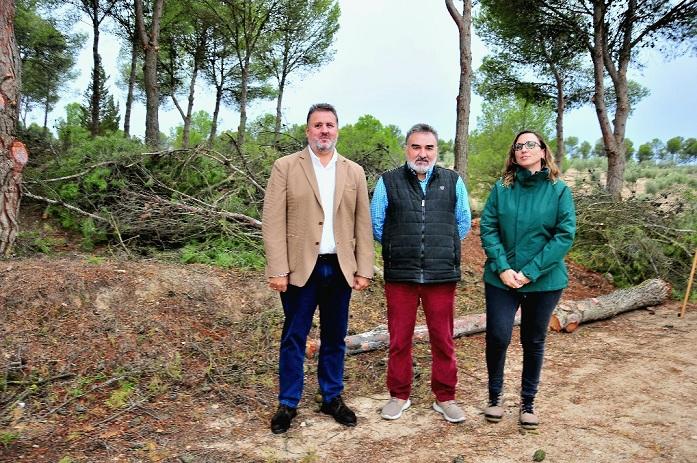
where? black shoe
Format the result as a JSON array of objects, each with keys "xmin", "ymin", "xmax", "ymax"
[
  {"xmin": 319, "ymin": 395, "xmax": 357, "ymax": 427},
  {"xmin": 271, "ymin": 405, "xmax": 297, "ymax": 434}
]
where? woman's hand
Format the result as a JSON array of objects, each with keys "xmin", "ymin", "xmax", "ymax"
[
  {"xmin": 514, "ymin": 271, "xmax": 530, "ymax": 286},
  {"xmin": 499, "ymin": 269, "xmax": 523, "ymax": 289}
]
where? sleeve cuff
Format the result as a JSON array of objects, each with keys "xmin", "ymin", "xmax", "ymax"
[
  {"xmin": 520, "ymin": 264, "xmax": 540, "ymax": 282},
  {"xmin": 268, "ymin": 272, "xmax": 289, "ymax": 278}
]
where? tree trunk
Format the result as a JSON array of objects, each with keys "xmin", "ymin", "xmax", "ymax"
[
  {"xmin": 237, "ymin": 63, "xmax": 249, "ymax": 149},
  {"xmin": 42, "ymin": 89, "xmax": 50, "ymax": 135},
  {"xmin": 209, "ymin": 84, "xmax": 223, "ymax": 144},
  {"xmin": 445, "ymin": 0, "xmax": 472, "ymax": 182},
  {"xmin": 124, "ymin": 38, "xmax": 138, "ymax": 137},
  {"xmin": 306, "ymin": 279, "xmax": 671, "ymax": 357},
  {"xmin": 90, "ymin": 0, "xmax": 101, "ymax": 138},
  {"xmin": 589, "ymin": 1, "xmax": 628, "ymax": 200},
  {"xmin": 182, "ymin": 59, "xmax": 200, "ymax": 149},
  {"xmin": 550, "ymin": 278, "xmax": 669, "ymax": 333},
  {"xmin": 0, "ymin": 0, "xmax": 28, "ymax": 256},
  {"xmin": 142, "ymin": 41, "xmax": 160, "ymax": 147},
  {"xmin": 273, "ymin": 76, "xmax": 286, "ymax": 147},
  {"xmin": 555, "ymin": 77, "xmax": 565, "ymax": 167},
  {"xmin": 135, "ymin": 0, "xmax": 164, "ymax": 148}
]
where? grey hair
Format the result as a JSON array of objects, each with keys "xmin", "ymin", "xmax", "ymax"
[
  {"xmin": 306, "ymin": 103, "xmax": 338, "ymax": 124},
  {"xmin": 405, "ymin": 123, "xmax": 438, "ymax": 143}
]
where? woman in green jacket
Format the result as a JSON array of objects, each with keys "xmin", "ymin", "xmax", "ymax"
[{"xmin": 480, "ymin": 130, "xmax": 576, "ymax": 430}]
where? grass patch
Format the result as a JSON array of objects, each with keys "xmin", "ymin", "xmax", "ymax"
[
  {"xmin": 0, "ymin": 432, "xmax": 20, "ymax": 449},
  {"xmin": 106, "ymin": 380, "xmax": 135, "ymax": 409}
]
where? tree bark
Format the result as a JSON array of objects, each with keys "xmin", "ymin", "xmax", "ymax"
[
  {"xmin": 445, "ymin": 0, "xmax": 472, "ymax": 182},
  {"xmin": 135, "ymin": 0, "xmax": 164, "ymax": 148},
  {"xmin": 237, "ymin": 63, "xmax": 249, "ymax": 149},
  {"xmin": 306, "ymin": 278, "xmax": 671, "ymax": 357},
  {"xmin": 124, "ymin": 38, "xmax": 138, "ymax": 137},
  {"xmin": 550, "ymin": 278, "xmax": 670, "ymax": 333},
  {"xmin": 273, "ymin": 75, "xmax": 286, "ymax": 147},
  {"xmin": 589, "ymin": 0, "xmax": 628, "ymax": 199},
  {"xmin": 90, "ymin": 0, "xmax": 101, "ymax": 138},
  {"xmin": 553, "ymin": 69, "xmax": 565, "ymax": 167},
  {"xmin": 209, "ymin": 83, "xmax": 223, "ymax": 144},
  {"xmin": 0, "ymin": 0, "xmax": 28, "ymax": 256}
]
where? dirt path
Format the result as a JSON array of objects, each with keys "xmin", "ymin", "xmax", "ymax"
[{"xmin": 204, "ymin": 302, "xmax": 697, "ymax": 462}]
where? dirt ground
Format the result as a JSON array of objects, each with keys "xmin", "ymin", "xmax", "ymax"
[
  {"xmin": 220, "ymin": 302, "xmax": 697, "ymax": 463},
  {"xmin": 1, "ymin": 217, "xmax": 695, "ymax": 463}
]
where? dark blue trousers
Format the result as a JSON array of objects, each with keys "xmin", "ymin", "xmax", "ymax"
[
  {"xmin": 485, "ymin": 283, "xmax": 562, "ymax": 399},
  {"xmin": 278, "ymin": 255, "xmax": 352, "ymax": 408}
]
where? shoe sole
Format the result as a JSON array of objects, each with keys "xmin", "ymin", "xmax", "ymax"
[
  {"xmin": 520, "ymin": 422, "xmax": 539, "ymax": 430},
  {"xmin": 485, "ymin": 414, "xmax": 503, "ymax": 423},
  {"xmin": 381, "ymin": 399, "xmax": 411, "ymax": 420},
  {"xmin": 432, "ymin": 402, "xmax": 465, "ymax": 423},
  {"xmin": 319, "ymin": 408, "xmax": 357, "ymax": 427}
]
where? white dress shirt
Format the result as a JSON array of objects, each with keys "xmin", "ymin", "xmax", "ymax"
[{"xmin": 308, "ymin": 147, "xmax": 337, "ymax": 254}]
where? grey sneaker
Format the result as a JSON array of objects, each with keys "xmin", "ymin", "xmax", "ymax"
[
  {"xmin": 484, "ymin": 391, "xmax": 504, "ymax": 423},
  {"xmin": 381, "ymin": 397, "xmax": 411, "ymax": 420},
  {"xmin": 519, "ymin": 397, "xmax": 539, "ymax": 430},
  {"xmin": 432, "ymin": 400, "xmax": 465, "ymax": 423}
]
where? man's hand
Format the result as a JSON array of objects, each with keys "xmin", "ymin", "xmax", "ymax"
[
  {"xmin": 499, "ymin": 269, "xmax": 523, "ymax": 289},
  {"xmin": 352, "ymin": 275, "xmax": 370, "ymax": 291},
  {"xmin": 268, "ymin": 275, "xmax": 289, "ymax": 292}
]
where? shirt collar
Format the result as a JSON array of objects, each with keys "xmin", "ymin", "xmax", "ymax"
[{"xmin": 308, "ymin": 145, "xmax": 337, "ymax": 168}]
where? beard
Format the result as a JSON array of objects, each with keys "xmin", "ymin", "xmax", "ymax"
[
  {"xmin": 312, "ymin": 139, "xmax": 336, "ymax": 153},
  {"xmin": 407, "ymin": 159, "xmax": 434, "ymax": 174}
]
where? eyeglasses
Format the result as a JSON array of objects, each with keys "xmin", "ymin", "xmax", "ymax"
[{"xmin": 514, "ymin": 141, "xmax": 542, "ymax": 151}]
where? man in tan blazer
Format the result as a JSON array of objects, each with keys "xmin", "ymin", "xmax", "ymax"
[{"xmin": 262, "ymin": 103, "xmax": 374, "ymax": 434}]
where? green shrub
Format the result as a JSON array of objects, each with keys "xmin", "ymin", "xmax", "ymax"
[
  {"xmin": 566, "ymin": 157, "xmax": 607, "ymax": 171},
  {"xmin": 644, "ymin": 181, "xmax": 658, "ymax": 195},
  {"xmin": 180, "ymin": 237, "xmax": 265, "ymax": 270}
]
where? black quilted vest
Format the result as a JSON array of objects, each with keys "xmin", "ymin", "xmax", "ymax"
[{"xmin": 381, "ymin": 164, "xmax": 461, "ymax": 283}]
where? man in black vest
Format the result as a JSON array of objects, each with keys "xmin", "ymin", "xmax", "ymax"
[{"xmin": 370, "ymin": 123, "xmax": 471, "ymax": 423}]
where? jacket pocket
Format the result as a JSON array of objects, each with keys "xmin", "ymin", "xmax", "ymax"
[{"xmin": 287, "ymin": 234, "xmax": 300, "ymax": 270}]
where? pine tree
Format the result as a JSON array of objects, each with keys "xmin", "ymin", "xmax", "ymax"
[{"xmin": 81, "ymin": 61, "xmax": 121, "ymax": 136}]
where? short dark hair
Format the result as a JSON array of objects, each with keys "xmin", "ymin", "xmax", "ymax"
[
  {"xmin": 307, "ymin": 103, "xmax": 338, "ymax": 125},
  {"xmin": 406, "ymin": 123, "xmax": 438, "ymax": 144}
]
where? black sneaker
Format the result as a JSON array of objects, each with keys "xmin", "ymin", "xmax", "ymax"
[
  {"xmin": 319, "ymin": 395, "xmax": 357, "ymax": 427},
  {"xmin": 271, "ymin": 404, "xmax": 297, "ymax": 434}
]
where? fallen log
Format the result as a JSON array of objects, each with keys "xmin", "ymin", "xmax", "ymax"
[
  {"xmin": 549, "ymin": 278, "xmax": 670, "ymax": 332},
  {"xmin": 306, "ymin": 310, "xmax": 522, "ymax": 358},
  {"xmin": 305, "ymin": 278, "xmax": 670, "ymax": 357}
]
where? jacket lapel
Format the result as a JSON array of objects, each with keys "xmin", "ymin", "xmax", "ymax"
[
  {"xmin": 333, "ymin": 155, "xmax": 347, "ymax": 215},
  {"xmin": 298, "ymin": 147, "xmax": 322, "ymax": 207}
]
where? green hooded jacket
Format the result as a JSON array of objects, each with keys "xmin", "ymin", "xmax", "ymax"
[{"xmin": 480, "ymin": 167, "xmax": 576, "ymax": 292}]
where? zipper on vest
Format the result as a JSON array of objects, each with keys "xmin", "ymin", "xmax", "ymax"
[{"xmin": 420, "ymin": 198, "xmax": 426, "ymax": 283}]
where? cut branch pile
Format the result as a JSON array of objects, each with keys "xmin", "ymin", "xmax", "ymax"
[
  {"xmin": 23, "ymin": 146, "xmax": 267, "ymax": 248},
  {"xmin": 306, "ymin": 278, "xmax": 670, "ymax": 357}
]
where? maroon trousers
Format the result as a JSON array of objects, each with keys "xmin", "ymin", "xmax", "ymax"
[{"xmin": 385, "ymin": 281, "xmax": 458, "ymax": 402}]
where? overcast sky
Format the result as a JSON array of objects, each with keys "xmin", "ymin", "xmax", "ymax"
[{"xmin": 43, "ymin": 0, "xmax": 697, "ymax": 147}]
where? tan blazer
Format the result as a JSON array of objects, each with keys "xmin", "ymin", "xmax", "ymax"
[{"xmin": 262, "ymin": 148, "xmax": 374, "ymax": 287}]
